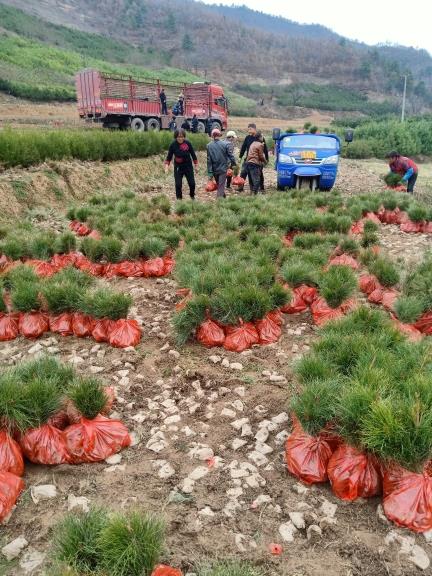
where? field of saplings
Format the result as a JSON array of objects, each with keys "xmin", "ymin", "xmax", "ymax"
[{"xmin": 1, "ymin": 179, "xmax": 432, "ymax": 575}]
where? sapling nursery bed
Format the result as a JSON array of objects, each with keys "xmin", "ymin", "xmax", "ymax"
[{"xmin": 0, "ymin": 356, "xmax": 131, "ymax": 524}]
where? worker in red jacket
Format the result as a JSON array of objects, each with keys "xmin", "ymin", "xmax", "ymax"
[{"xmin": 387, "ymin": 151, "xmax": 418, "ymax": 194}]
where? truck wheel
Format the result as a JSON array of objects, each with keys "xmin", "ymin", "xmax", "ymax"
[
  {"xmin": 197, "ymin": 121, "xmax": 206, "ymax": 133},
  {"xmin": 277, "ymin": 182, "xmax": 285, "ymax": 191},
  {"xmin": 131, "ymin": 118, "xmax": 145, "ymax": 132},
  {"xmin": 210, "ymin": 121, "xmax": 221, "ymax": 133},
  {"xmin": 146, "ymin": 118, "xmax": 160, "ymax": 131}
]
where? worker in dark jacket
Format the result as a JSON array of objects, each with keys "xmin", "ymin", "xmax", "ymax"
[
  {"xmin": 387, "ymin": 151, "xmax": 419, "ymax": 194},
  {"xmin": 245, "ymin": 132, "xmax": 267, "ymax": 195},
  {"xmin": 160, "ymin": 88, "xmax": 168, "ymax": 115},
  {"xmin": 181, "ymin": 119, "xmax": 191, "ymax": 131},
  {"xmin": 239, "ymin": 123, "xmax": 269, "ymax": 191},
  {"xmin": 164, "ymin": 129, "xmax": 198, "ymax": 200},
  {"xmin": 191, "ymin": 115, "xmax": 199, "ymax": 133},
  {"xmin": 207, "ymin": 128, "xmax": 237, "ymax": 199}
]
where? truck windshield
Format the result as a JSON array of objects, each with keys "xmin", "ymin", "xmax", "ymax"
[{"xmin": 282, "ymin": 135, "xmax": 337, "ymax": 149}]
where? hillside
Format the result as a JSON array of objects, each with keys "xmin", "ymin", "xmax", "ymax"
[{"xmin": 1, "ymin": 0, "xmax": 431, "ymax": 116}]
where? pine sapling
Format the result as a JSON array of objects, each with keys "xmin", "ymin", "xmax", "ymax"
[
  {"xmin": 319, "ymin": 265, "xmax": 357, "ymax": 308},
  {"xmin": 67, "ymin": 377, "xmax": 108, "ymax": 420},
  {"xmin": 394, "ymin": 296, "xmax": 425, "ymax": 324}
]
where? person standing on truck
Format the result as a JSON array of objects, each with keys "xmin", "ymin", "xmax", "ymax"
[
  {"xmin": 238, "ymin": 123, "xmax": 269, "ymax": 192},
  {"xmin": 160, "ymin": 88, "xmax": 168, "ymax": 115},
  {"xmin": 245, "ymin": 132, "xmax": 267, "ymax": 195},
  {"xmin": 178, "ymin": 91, "xmax": 185, "ymax": 115},
  {"xmin": 164, "ymin": 128, "xmax": 198, "ymax": 200},
  {"xmin": 387, "ymin": 151, "xmax": 419, "ymax": 194},
  {"xmin": 207, "ymin": 128, "xmax": 237, "ymax": 199},
  {"xmin": 191, "ymin": 115, "xmax": 199, "ymax": 133},
  {"xmin": 224, "ymin": 130, "xmax": 237, "ymax": 189}
]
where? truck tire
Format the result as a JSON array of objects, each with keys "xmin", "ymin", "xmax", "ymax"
[
  {"xmin": 197, "ymin": 121, "xmax": 206, "ymax": 133},
  {"xmin": 131, "ymin": 117, "xmax": 145, "ymax": 132},
  {"xmin": 277, "ymin": 182, "xmax": 285, "ymax": 191},
  {"xmin": 146, "ymin": 118, "xmax": 160, "ymax": 131},
  {"xmin": 210, "ymin": 121, "xmax": 221, "ymax": 133}
]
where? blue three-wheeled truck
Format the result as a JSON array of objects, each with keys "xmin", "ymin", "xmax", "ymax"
[{"xmin": 272, "ymin": 128, "xmax": 353, "ymax": 191}]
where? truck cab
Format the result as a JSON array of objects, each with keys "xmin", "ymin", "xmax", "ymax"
[{"xmin": 273, "ymin": 130, "xmax": 342, "ymax": 191}]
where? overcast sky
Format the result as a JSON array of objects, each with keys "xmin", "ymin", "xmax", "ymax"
[{"xmin": 201, "ymin": 0, "xmax": 432, "ymax": 55}]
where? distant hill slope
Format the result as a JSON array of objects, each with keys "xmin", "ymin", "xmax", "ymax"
[
  {"xmin": 1, "ymin": 0, "xmax": 431, "ymax": 115},
  {"xmin": 202, "ymin": 2, "xmax": 341, "ymax": 40}
]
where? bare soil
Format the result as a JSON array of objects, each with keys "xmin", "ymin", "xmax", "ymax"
[{"xmin": 1, "ymin": 155, "xmax": 432, "ymax": 575}]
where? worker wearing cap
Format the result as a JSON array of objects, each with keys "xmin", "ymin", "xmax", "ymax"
[
  {"xmin": 387, "ymin": 151, "xmax": 419, "ymax": 194},
  {"xmin": 207, "ymin": 128, "xmax": 237, "ymax": 199},
  {"xmin": 225, "ymin": 130, "xmax": 237, "ymax": 189}
]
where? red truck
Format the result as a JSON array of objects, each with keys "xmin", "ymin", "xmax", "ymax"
[{"xmin": 76, "ymin": 69, "xmax": 228, "ymax": 133}]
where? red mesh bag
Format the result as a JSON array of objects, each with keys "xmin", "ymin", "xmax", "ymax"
[
  {"xmin": 64, "ymin": 415, "xmax": 131, "ymax": 464},
  {"xmin": 281, "ymin": 287, "xmax": 308, "ymax": 314},
  {"xmin": 285, "ymin": 417, "xmax": 334, "ymax": 484},
  {"xmin": 69, "ymin": 220, "xmax": 79, "ymax": 232},
  {"xmin": 141, "ymin": 258, "xmax": 166, "ymax": 277},
  {"xmin": 414, "ymin": 312, "xmax": 432, "ymax": 335},
  {"xmin": 25, "ymin": 260, "xmax": 57, "ymax": 278},
  {"xmin": 282, "ymin": 231, "xmax": 298, "ymax": 247},
  {"xmin": 49, "ymin": 312, "xmax": 73, "ymax": 336},
  {"xmin": 391, "ymin": 319, "xmax": 423, "ymax": 342},
  {"xmin": 223, "ymin": 320, "xmax": 259, "ymax": 352},
  {"xmin": 92, "ymin": 318, "xmax": 116, "ymax": 343},
  {"xmin": 151, "ymin": 566, "xmax": 183, "ymax": 576},
  {"xmin": 310, "ymin": 297, "xmax": 345, "ymax": 326},
  {"xmin": 296, "ymin": 285, "xmax": 318, "ymax": 305},
  {"xmin": 400, "ymin": 219, "xmax": 423, "ymax": 233},
  {"xmin": 0, "ymin": 313, "xmax": 20, "ymax": 341},
  {"xmin": 162, "ymin": 254, "xmax": 175, "ymax": 275},
  {"xmin": 0, "ymin": 255, "xmax": 12, "ymax": 272},
  {"xmin": 255, "ymin": 313, "xmax": 282, "ymax": 345},
  {"xmin": 383, "ymin": 463, "xmax": 432, "ymax": 532},
  {"xmin": 350, "ymin": 221, "xmax": 364, "ymax": 235},
  {"xmin": 76, "ymin": 259, "xmax": 105, "ymax": 277},
  {"xmin": 196, "ymin": 318, "xmax": 225, "ymax": 347},
  {"xmin": 364, "ymin": 212, "xmax": 381, "ymax": 224},
  {"xmin": 328, "ymin": 254, "xmax": 359, "ymax": 270},
  {"xmin": 51, "ymin": 253, "xmax": 78, "ymax": 268},
  {"xmin": 267, "ymin": 309, "xmax": 283, "ymax": 326},
  {"xmin": 231, "ymin": 176, "xmax": 245, "ymax": 187},
  {"xmin": 71, "ymin": 312, "xmax": 95, "ymax": 338},
  {"xmin": 381, "ymin": 289, "xmax": 399, "ymax": 312},
  {"xmin": 116, "ymin": 261, "xmax": 144, "ymax": 278},
  {"xmin": 359, "ymin": 274, "xmax": 380, "ymax": 295},
  {"xmin": 108, "ymin": 319, "xmax": 141, "ymax": 348},
  {"xmin": 0, "ymin": 431, "xmax": 24, "ymax": 476},
  {"xmin": 382, "ymin": 208, "xmax": 402, "ymax": 225},
  {"xmin": 88, "ymin": 229, "xmax": 102, "ymax": 240},
  {"xmin": 77, "ymin": 223, "xmax": 91, "ymax": 236},
  {"xmin": 205, "ymin": 180, "xmax": 218, "ymax": 192},
  {"xmin": 0, "ymin": 472, "xmax": 24, "ymax": 522},
  {"xmin": 19, "ymin": 312, "xmax": 49, "ymax": 339},
  {"xmin": 368, "ymin": 287, "xmax": 384, "ymax": 304},
  {"xmin": 20, "ymin": 424, "xmax": 71, "ymax": 465},
  {"xmin": 327, "ymin": 445, "xmax": 382, "ymax": 501},
  {"xmin": 103, "ymin": 263, "xmax": 121, "ymax": 278}
]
